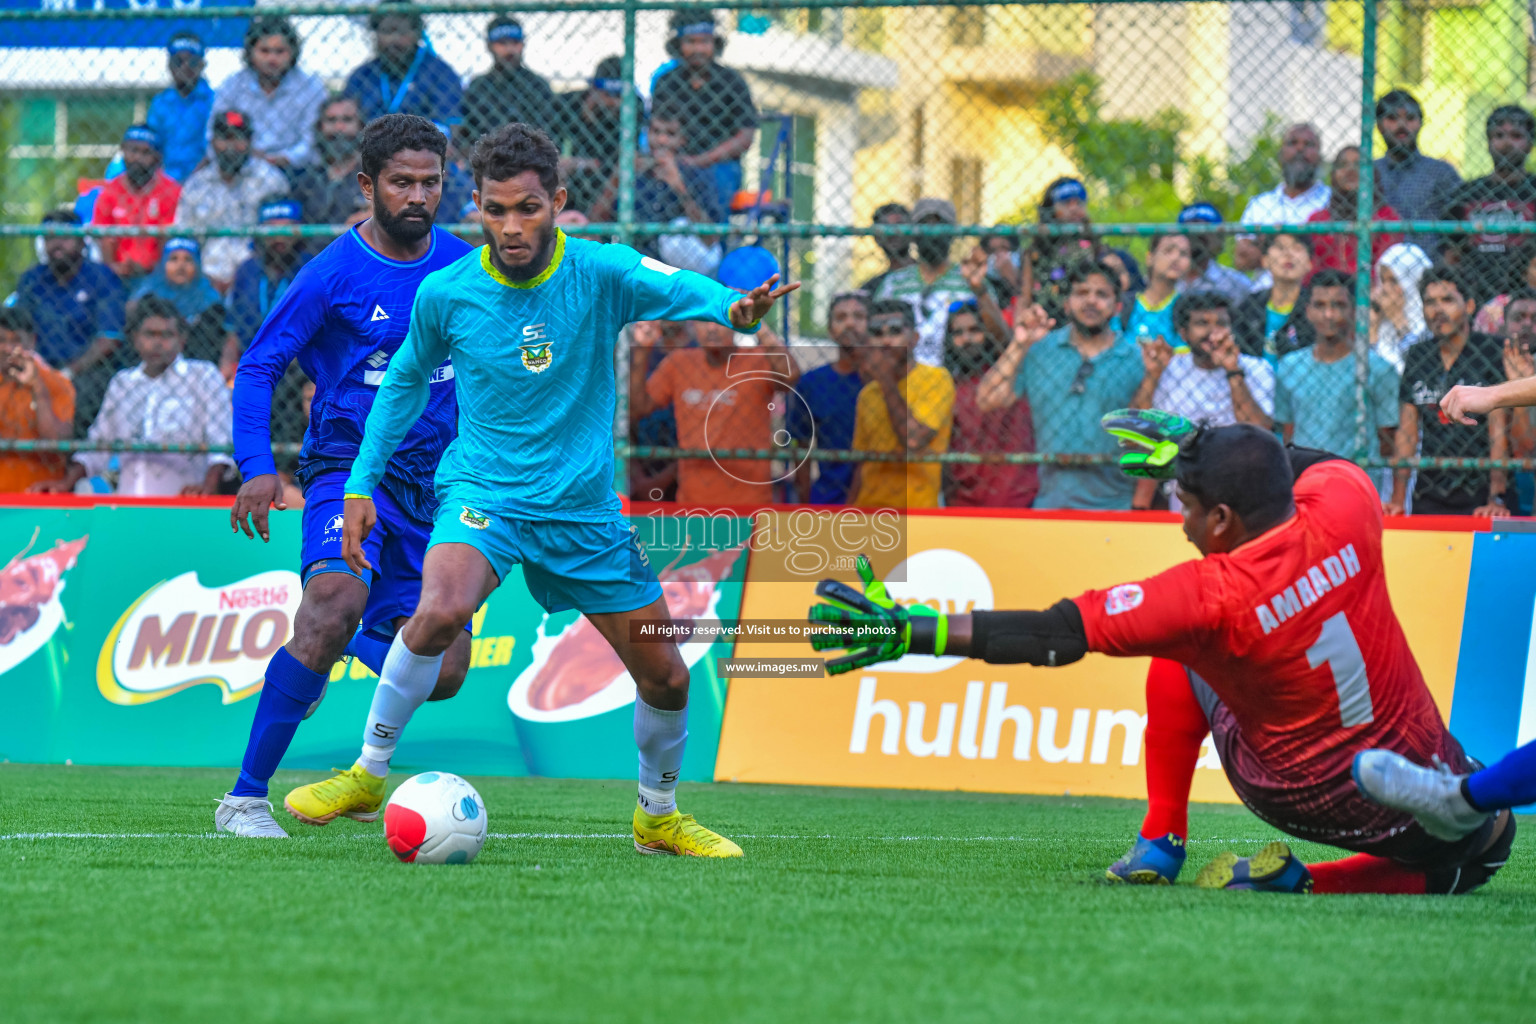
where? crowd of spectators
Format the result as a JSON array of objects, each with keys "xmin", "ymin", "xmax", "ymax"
[{"xmin": 5, "ymin": 11, "xmax": 1536, "ymax": 515}]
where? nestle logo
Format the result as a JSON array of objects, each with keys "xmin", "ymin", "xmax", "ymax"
[{"xmin": 218, "ymin": 586, "xmax": 290, "ymax": 611}]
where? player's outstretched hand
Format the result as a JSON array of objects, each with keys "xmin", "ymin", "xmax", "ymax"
[
  {"xmin": 1440, "ymin": 383, "xmax": 1497, "ymax": 426},
  {"xmin": 1101, "ymin": 408, "xmax": 1196, "ymax": 479},
  {"xmin": 729, "ymin": 273, "xmax": 800, "ymax": 330},
  {"xmin": 808, "ymin": 554, "xmax": 943, "ymax": 675},
  {"xmin": 342, "ymin": 495, "xmax": 377, "ymax": 574},
  {"xmin": 231, "ymin": 473, "xmax": 286, "ymax": 542}
]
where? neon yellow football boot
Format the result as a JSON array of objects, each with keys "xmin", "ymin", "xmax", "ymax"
[
  {"xmin": 283, "ymin": 763, "xmax": 387, "ymax": 825},
  {"xmin": 632, "ymin": 806, "xmax": 743, "ymax": 858}
]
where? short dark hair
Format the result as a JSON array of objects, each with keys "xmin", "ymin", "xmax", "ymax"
[
  {"xmin": 1175, "ymin": 424, "xmax": 1295, "ymax": 529},
  {"xmin": 369, "ymin": 1, "xmax": 421, "ymax": 32},
  {"xmin": 127, "ymin": 294, "xmax": 186, "ymax": 338},
  {"xmin": 1259, "ymin": 231, "xmax": 1310, "ymax": 255},
  {"xmin": 0, "ymin": 307, "xmax": 35, "ymax": 335},
  {"xmin": 827, "ymin": 290, "xmax": 870, "ymax": 321},
  {"xmin": 470, "ymin": 122, "xmax": 560, "ymax": 194},
  {"xmin": 1506, "ymin": 287, "xmax": 1536, "ymax": 310},
  {"xmin": 242, "ymin": 15, "xmax": 301, "ymax": 68},
  {"xmin": 317, "ymin": 92, "xmax": 360, "ymax": 126},
  {"xmin": 1307, "ymin": 268, "xmax": 1355, "ymax": 299},
  {"xmin": 1376, "ymin": 89, "xmax": 1422, "ymax": 121},
  {"xmin": 1063, "ymin": 257, "xmax": 1121, "ymax": 301},
  {"xmin": 359, "ymin": 113, "xmax": 447, "ymax": 182},
  {"xmin": 868, "ymin": 298, "xmax": 916, "ymax": 330},
  {"xmin": 40, "ymin": 207, "xmax": 80, "ymax": 226},
  {"xmin": 594, "ymin": 55, "xmax": 623, "ymax": 79},
  {"xmin": 1147, "ymin": 232, "xmax": 1188, "ymax": 255},
  {"xmin": 1487, "ymin": 104, "xmax": 1535, "ymax": 138},
  {"xmin": 1419, "ymin": 264, "xmax": 1471, "ymax": 304},
  {"xmin": 1171, "ymin": 290, "xmax": 1231, "ymax": 332},
  {"xmin": 872, "ymin": 202, "xmax": 909, "ymax": 223}
]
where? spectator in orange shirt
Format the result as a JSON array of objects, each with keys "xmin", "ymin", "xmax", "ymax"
[
  {"xmin": 93, "ymin": 125, "xmax": 181, "ymax": 282},
  {"xmin": 640, "ymin": 319, "xmax": 799, "ymax": 508},
  {"xmin": 0, "ymin": 308, "xmax": 75, "ymax": 492}
]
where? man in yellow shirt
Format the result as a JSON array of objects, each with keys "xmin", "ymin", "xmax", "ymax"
[{"xmin": 850, "ymin": 299, "xmax": 954, "ymax": 508}]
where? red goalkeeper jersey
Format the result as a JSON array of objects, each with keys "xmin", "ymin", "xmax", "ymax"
[{"xmin": 1074, "ymin": 459, "xmax": 1448, "ymax": 779}]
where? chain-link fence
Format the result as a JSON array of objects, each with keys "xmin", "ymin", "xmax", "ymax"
[{"xmin": 3, "ymin": 1, "xmax": 1536, "ymax": 514}]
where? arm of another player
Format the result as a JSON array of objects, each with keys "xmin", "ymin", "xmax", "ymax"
[
  {"xmin": 341, "ymin": 285, "xmax": 450, "ymax": 574},
  {"xmin": 617, "ymin": 247, "xmax": 797, "ymax": 333},
  {"xmin": 230, "ymin": 268, "xmax": 326, "ymax": 540},
  {"xmin": 1442, "ymin": 363, "xmax": 1536, "ymax": 425}
]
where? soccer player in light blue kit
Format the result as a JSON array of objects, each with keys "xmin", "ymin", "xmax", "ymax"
[
  {"xmin": 217, "ymin": 115, "xmax": 474, "ymax": 838},
  {"xmin": 321, "ymin": 124, "xmax": 794, "ymax": 856}
]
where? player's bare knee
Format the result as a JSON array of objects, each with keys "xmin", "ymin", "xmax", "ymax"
[
  {"xmin": 289, "ymin": 600, "xmax": 355, "ymax": 667},
  {"xmin": 428, "ymin": 651, "xmax": 469, "ymax": 701},
  {"xmin": 405, "ymin": 602, "xmax": 474, "ymax": 656},
  {"xmin": 636, "ymin": 659, "xmax": 689, "ymax": 708}
]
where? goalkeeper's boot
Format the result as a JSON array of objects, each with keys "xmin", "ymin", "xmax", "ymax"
[
  {"xmin": 283, "ymin": 763, "xmax": 387, "ymax": 825},
  {"xmin": 1194, "ymin": 840, "xmax": 1313, "ymax": 893},
  {"xmin": 214, "ymin": 794, "xmax": 288, "ymax": 838},
  {"xmin": 1105, "ymin": 833, "xmax": 1185, "ymax": 885},
  {"xmin": 1352, "ymin": 749, "xmax": 1490, "ymax": 842},
  {"xmin": 633, "ymin": 806, "xmax": 743, "ymax": 858}
]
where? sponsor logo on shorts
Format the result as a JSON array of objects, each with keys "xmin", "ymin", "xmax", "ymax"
[
  {"xmin": 1105, "ymin": 583, "xmax": 1144, "ymax": 616},
  {"xmin": 519, "ymin": 341, "xmax": 553, "ymax": 374},
  {"xmin": 325, "ymin": 514, "xmax": 345, "ymax": 534},
  {"xmin": 459, "ymin": 506, "xmax": 492, "ymax": 530}
]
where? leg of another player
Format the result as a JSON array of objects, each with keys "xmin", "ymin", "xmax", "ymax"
[
  {"xmin": 356, "ymin": 617, "xmax": 473, "ymax": 778},
  {"xmin": 217, "ymin": 573, "xmax": 368, "ymax": 837},
  {"xmin": 585, "ymin": 598, "xmax": 742, "ymax": 858}
]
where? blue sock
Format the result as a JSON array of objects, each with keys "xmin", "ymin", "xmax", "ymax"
[
  {"xmin": 1464, "ymin": 739, "xmax": 1536, "ymax": 812},
  {"xmin": 344, "ymin": 626, "xmax": 393, "ymax": 677},
  {"xmin": 231, "ymin": 647, "xmax": 330, "ymax": 798}
]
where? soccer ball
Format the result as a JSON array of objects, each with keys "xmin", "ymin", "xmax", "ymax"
[{"xmin": 383, "ymin": 772, "xmax": 487, "ymax": 864}]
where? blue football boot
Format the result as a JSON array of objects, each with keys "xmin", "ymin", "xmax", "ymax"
[
  {"xmin": 1105, "ymin": 833, "xmax": 1187, "ymax": 884},
  {"xmin": 1194, "ymin": 840, "xmax": 1313, "ymax": 893}
]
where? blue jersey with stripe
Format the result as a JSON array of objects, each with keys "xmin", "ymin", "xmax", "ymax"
[
  {"xmin": 232, "ymin": 225, "xmax": 472, "ymax": 520},
  {"xmin": 345, "ymin": 232, "xmax": 753, "ymax": 521}
]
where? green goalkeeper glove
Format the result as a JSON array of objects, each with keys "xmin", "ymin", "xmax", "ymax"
[
  {"xmin": 1100, "ymin": 408, "xmax": 1196, "ymax": 480},
  {"xmin": 808, "ymin": 554, "xmax": 946, "ymax": 676}
]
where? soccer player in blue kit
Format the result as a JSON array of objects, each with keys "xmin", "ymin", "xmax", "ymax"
[
  {"xmin": 216, "ymin": 114, "xmax": 473, "ymax": 838},
  {"xmin": 309, "ymin": 123, "xmax": 795, "ymax": 856}
]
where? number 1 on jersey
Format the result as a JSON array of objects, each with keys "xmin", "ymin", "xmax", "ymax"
[{"xmin": 1306, "ymin": 611, "xmax": 1375, "ymax": 727}]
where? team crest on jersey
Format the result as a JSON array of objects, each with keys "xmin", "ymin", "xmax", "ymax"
[
  {"xmin": 519, "ymin": 342, "xmax": 554, "ymax": 374},
  {"xmin": 1104, "ymin": 583, "xmax": 1144, "ymax": 616},
  {"xmin": 325, "ymin": 514, "xmax": 345, "ymax": 534},
  {"xmin": 459, "ymin": 506, "xmax": 492, "ymax": 530}
]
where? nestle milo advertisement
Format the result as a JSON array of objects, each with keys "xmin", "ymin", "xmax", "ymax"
[{"xmin": 0, "ymin": 503, "xmax": 749, "ymax": 782}]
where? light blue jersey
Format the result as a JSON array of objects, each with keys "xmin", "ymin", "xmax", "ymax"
[{"xmin": 347, "ymin": 231, "xmax": 752, "ymax": 521}]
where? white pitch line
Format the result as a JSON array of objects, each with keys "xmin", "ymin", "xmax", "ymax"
[{"xmin": 0, "ymin": 831, "xmax": 1252, "ymax": 844}]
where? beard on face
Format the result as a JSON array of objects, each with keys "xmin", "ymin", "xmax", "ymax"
[
  {"xmin": 124, "ymin": 161, "xmax": 156, "ymax": 188},
  {"xmin": 482, "ymin": 218, "xmax": 555, "ymax": 280},
  {"xmin": 915, "ymin": 236, "xmax": 952, "ymax": 264},
  {"xmin": 373, "ymin": 194, "xmax": 434, "ymax": 245},
  {"xmin": 1282, "ymin": 156, "xmax": 1318, "ymax": 189},
  {"xmin": 943, "ymin": 335, "xmax": 1003, "ymax": 379},
  {"xmin": 316, "ymin": 132, "xmax": 359, "ymax": 166},
  {"xmin": 215, "ymin": 148, "xmax": 249, "ymax": 177},
  {"xmin": 1067, "ymin": 309, "xmax": 1110, "ymax": 336}
]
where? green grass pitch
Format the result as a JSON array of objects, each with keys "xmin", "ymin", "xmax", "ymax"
[{"xmin": 3, "ymin": 765, "xmax": 1534, "ymax": 1023}]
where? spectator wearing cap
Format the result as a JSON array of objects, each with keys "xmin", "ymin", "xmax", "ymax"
[
  {"xmin": 92, "ymin": 124, "xmax": 180, "ymax": 281},
  {"xmin": 1235, "ymin": 123, "xmax": 1330, "ymax": 277},
  {"xmin": 859, "ymin": 202, "xmax": 914, "ymax": 296},
  {"xmin": 344, "ymin": 3, "xmax": 464, "ymax": 126},
  {"xmin": 290, "ymin": 94, "xmax": 371, "ymax": 229},
  {"xmin": 1029, "ymin": 177, "xmax": 1104, "ymax": 321},
  {"xmin": 1174, "ymin": 202, "xmax": 1253, "ymax": 307},
  {"xmin": 146, "ymin": 32, "xmax": 214, "ymax": 182},
  {"xmin": 554, "ymin": 56, "xmax": 625, "ymax": 215},
  {"xmin": 875, "ymin": 198, "xmax": 1007, "ymax": 367},
  {"xmin": 211, "ymin": 16, "xmax": 327, "ymax": 170},
  {"xmin": 174, "ymin": 109, "xmax": 289, "ymax": 289},
  {"xmin": 591, "ymin": 105, "xmax": 723, "ymax": 266},
  {"xmin": 13, "ymin": 209, "xmax": 126, "ymax": 395},
  {"xmin": 1306, "ymin": 145, "xmax": 1402, "ymax": 276},
  {"xmin": 129, "ymin": 237, "xmax": 225, "ymax": 366},
  {"xmin": 1374, "ymin": 89, "xmax": 1461, "ymax": 251},
  {"xmin": 1438, "ymin": 105, "xmax": 1536, "ymax": 306},
  {"xmin": 462, "ymin": 17, "xmax": 557, "ymax": 146},
  {"xmin": 223, "ymin": 196, "xmax": 310, "ymax": 378},
  {"xmin": 788, "ymin": 291, "xmax": 867, "ymax": 504},
  {"xmin": 32, "ymin": 296, "xmax": 233, "ymax": 497},
  {"xmin": 652, "ymin": 10, "xmax": 758, "ymax": 206},
  {"xmin": 1128, "ymin": 290, "xmax": 1274, "ymax": 510},
  {"xmin": 0, "ymin": 308, "xmax": 75, "ymax": 492}
]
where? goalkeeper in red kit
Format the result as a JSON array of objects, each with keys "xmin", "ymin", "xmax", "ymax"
[{"xmin": 809, "ymin": 413, "xmax": 1514, "ymax": 894}]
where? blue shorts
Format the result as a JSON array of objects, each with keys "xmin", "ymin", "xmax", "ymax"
[
  {"xmin": 429, "ymin": 500, "xmax": 662, "ymax": 615},
  {"xmin": 300, "ymin": 471, "xmax": 431, "ymax": 634}
]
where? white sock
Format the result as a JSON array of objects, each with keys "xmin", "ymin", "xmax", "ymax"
[
  {"xmin": 634, "ymin": 694, "xmax": 687, "ymax": 817},
  {"xmin": 358, "ymin": 632, "xmax": 443, "ymax": 778}
]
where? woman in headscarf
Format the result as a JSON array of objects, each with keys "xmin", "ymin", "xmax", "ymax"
[
  {"xmin": 1370, "ymin": 242, "xmax": 1432, "ymax": 372},
  {"xmin": 942, "ymin": 298, "xmax": 1038, "ymax": 508},
  {"xmin": 129, "ymin": 237, "xmax": 226, "ymax": 364}
]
